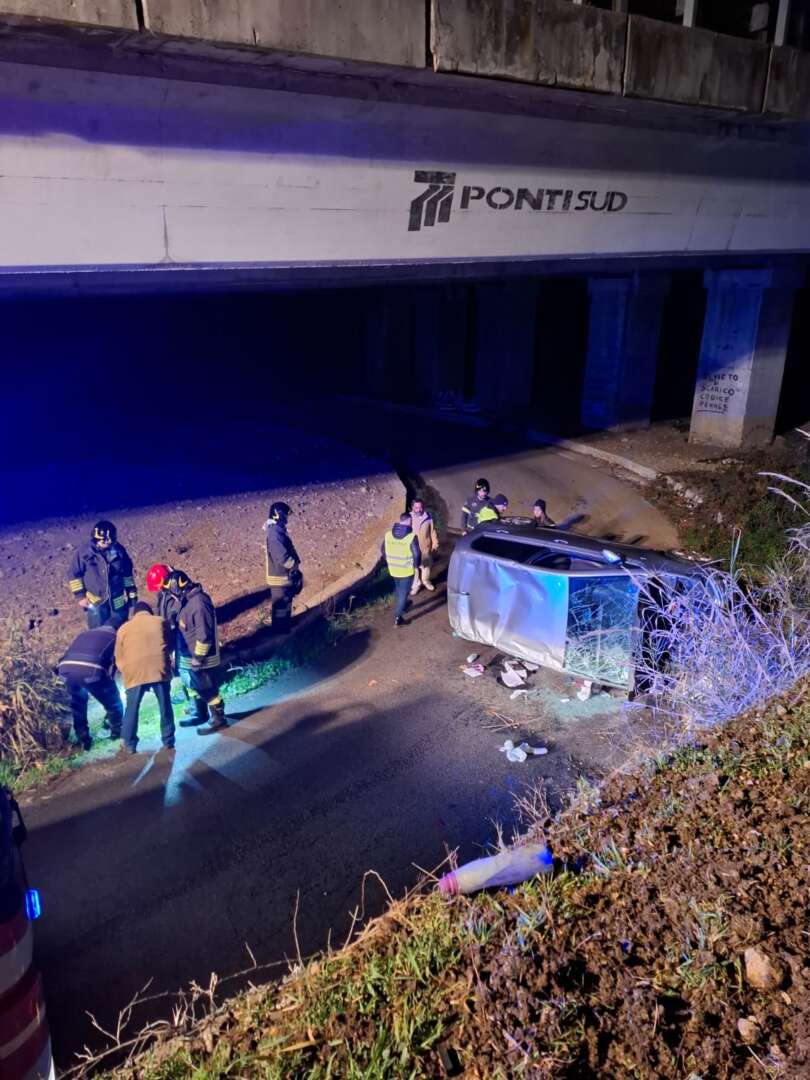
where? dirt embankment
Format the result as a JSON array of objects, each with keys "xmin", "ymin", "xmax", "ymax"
[
  {"xmin": 87, "ymin": 679, "xmax": 810, "ymax": 1079},
  {"xmin": 0, "ymin": 438, "xmax": 402, "ymax": 660}
]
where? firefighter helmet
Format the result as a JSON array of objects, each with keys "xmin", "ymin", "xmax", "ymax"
[
  {"xmin": 162, "ymin": 569, "xmax": 193, "ymax": 596},
  {"xmin": 475, "ymin": 478, "xmax": 490, "ymax": 494},
  {"xmin": 268, "ymin": 501, "xmax": 293, "ymax": 522},
  {"xmin": 92, "ymin": 520, "xmax": 117, "ymax": 547},
  {"xmin": 146, "ymin": 563, "xmax": 171, "ymax": 593}
]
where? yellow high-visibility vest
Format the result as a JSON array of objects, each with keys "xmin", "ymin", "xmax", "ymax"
[
  {"xmin": 384, "ymin": 530, "xmax": 417, "ymax": 578},
  {"xmin": 476, "ymin": 504, "xmax": 499, "ymax": 523}
]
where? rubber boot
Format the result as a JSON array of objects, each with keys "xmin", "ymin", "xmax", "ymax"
[
  {"xmin": 179, "ymin": 698, "xmax": 208, "ymax": 728},
  {"xmin": 197, "ymin": 701, "xmax": 227, "ymax": 736}
]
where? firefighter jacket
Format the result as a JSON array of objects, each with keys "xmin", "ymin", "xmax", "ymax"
[
  {"xmin": 58, "ymin": 625, "xmax": 117, "ymax": 686},
  {"xmin": 382, "ymin": 523, "xmax": 421, "ymax": 578},
  {"xmin": 176, "ymin": 585, "xmax": 220, "ymax": 671},
  {"xmin": 265, "ymin": 522, "xmax": 301, "ymax": 588},
  {"xmin": 157, "ymin": 589, "xmax": 182, "ymax": 631},
  {"xmin": 461, "ymin": 494, "xmax": 492, "ymax": 532},
  {"xmin": 67, "ymin": 542, "xmax": 137, "ymax": 614}
]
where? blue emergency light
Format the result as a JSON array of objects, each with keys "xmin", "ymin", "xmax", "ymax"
[{"xmin": 24, "ymin": 888, "xmax": 42, "ymax": 921}]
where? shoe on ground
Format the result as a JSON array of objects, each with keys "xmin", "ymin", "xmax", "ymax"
[
  {"xmin": 125, "ymin": 746, "xmax": 138, "ymax": 755},
  {"xmin": 197, "ymin": 720, "xmax": 227, "ymax": 736},
  {"xmin": 395, "ymin": 616, "xmax": 409, "ymax": 627},
  {"xmin": 162, "ymin": 742, "xmax": 176, "ymax": 751},
  {"xmin": 179, "ymin": 716, "xmax": 206, "ymax": 727},
  {"xmin": 424, "ymin": 582, "xmax": 435, "ymax": 591},
  {"xmin": 81, "ymin": 736, "xmax": 93, "ymax": 752},
  {"xmin": 108, "ymin": 730, "xmax": 122, "ymax": 740}
]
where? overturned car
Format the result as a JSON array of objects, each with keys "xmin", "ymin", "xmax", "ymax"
[{"xmin": 448, "ymin": 522, "xmax": 699, "ymax": 689}]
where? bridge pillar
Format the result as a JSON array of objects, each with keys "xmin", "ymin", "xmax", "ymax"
[
  {"xmin": 689, "ymin": 268, "xmax": 803, "ymax": 447},
  {"xmin": 581, "ymin": 273, "xmax": 671, "ymax": 430},
  {"xmin": 474, "ymin": 282, "xmax": 537, "ymax": 413}
]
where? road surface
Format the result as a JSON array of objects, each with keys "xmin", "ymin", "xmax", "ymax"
[{"xmin": 22, "ymin": 415, "xmax": 676, "ymax": 1065}]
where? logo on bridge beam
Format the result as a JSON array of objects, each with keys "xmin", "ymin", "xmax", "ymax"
[
  {"xmin": 408, "ymin": 170, "xmax": 628, "ymax": 232},
  {"xmin": 408, "ymin": 170, "xmax": 456, "ymax": 233}
]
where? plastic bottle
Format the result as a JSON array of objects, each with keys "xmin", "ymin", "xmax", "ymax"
[{"xmin": 438, "ymin": 843, "xmax": 552, "ymax": 896}]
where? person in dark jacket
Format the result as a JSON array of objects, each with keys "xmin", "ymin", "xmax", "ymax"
[
  {"xmin": 477, "ymin": 493, "xmax": 509, "ymax": 524},
  {"xmin": 57, "ymin": 624, "xmax": 123, "ymax": 750},
  {"xmin": 264, "ymin": 501, "xmax": 302, "ymax": 634},
  {"xmin": 67, "ymin": 520, "xmax": 137, "ymax": 629},
  {"xmin": 461, "ymin": 478, "xmax": 492, "ymax": 533},
  {"xmin": 382, "ymin": 514, "xmax": 421, "ymax": 627},
  {"xmin": 531, "ymin": 498, "xmax": 556, "ymax": 527},
  {"xmin": 163, "ymin": 570, "xmax": 227, "ymax": 736}
]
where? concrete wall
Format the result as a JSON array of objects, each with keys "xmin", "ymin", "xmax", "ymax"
[
  {"xmin": 2, "ymin": 60, "xmax": 810, "ymax": 271},
  {"xmin": 432, "ymin": 0, "xmax": 626, "ymax": 94},
  {"xmin": 141, "ymin": 0, "xmax": 424, "ymax": 67},
  {"xmin": 764, "ymin": 46, "xmax": 810, "ymax": 119},
  {"xmin": 0, "ymin": 1, "xmax": 135, "ymax": 28},
  {"xmin": 624, "ymin": 15, "xmax": 769, "ymax": 112}
]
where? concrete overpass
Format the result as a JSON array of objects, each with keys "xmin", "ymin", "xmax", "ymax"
[{"xmin": 1, "ymin": 1, "xmax": 809, "ymax": 448}]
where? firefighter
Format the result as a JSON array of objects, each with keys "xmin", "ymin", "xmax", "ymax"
[
  {"xmin": 163, "ymin": 570, "xmax": 227, "ymax": 736},
  {"xmin": 57, "ymin": 624, "xmax": 123, "ymax": 750},
  {"xmin": 264, "ymin": 501, "xmax": 302, "ymax": 634},
  {"xmin": 477, "ymin": 494, "xmax": 509, "ymax": 524},
  {"xmin": 382, "ymin": 514, "xmax": 421, "ymax": 627},
  {"xmin": 67, "ymin": 520, "xmax": 137, "ymax": 629},
  {"xmin": 461, "ymin": 478, "xmax": 492, "ymax": 533}
]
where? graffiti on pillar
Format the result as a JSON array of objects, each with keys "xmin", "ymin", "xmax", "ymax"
[{"xmin": 694, "ymin": 369, "xmax": 745, "ymax": 416}]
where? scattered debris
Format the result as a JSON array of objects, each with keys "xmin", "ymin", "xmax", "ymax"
[
  {"xmin": 509, "ymin": 689, "xmax": 528, "ymax": 701},
  {"xmin": 438, "ymin": 841, "xmax": 552, "ymax": 895},
  {"xmin": 576, "ymin": 679, "xmax": 593, "ymax": 702},
  {"xmin": 465, "ymin": 652, "xmax": 479, "ymax": 664},
  {"xmin": 462, "ymin": 663, "xmax": 486, "ymax": 678},
  {"xmin": 500, "ymin": 660, "xmax": 528, "ymax": 688},
  {"xmin": 498, "ymin": 739, "xmax": 548, "ymax": 763}
]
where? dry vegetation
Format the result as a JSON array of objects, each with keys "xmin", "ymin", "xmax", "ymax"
[{"xmin": 0, "ymin": 619, "xmax": 72, "ymax": 789}]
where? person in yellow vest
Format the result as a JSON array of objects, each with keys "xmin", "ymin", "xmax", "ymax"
[
  {"xmin": 382, "ymin": 514, "xmax": 421, "ymax": 627},
  {"xmin": 476, "ymin": 493, "xmax": 509, "ymax": 524}
]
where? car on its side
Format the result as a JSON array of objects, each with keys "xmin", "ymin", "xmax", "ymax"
[
  {"xmin": 0, "ymin": 788, "xmax": 52, "ymax": 1080},
  {"xmin": 448, "ymin": 521, "xmax": 700, "ymax": 689}
]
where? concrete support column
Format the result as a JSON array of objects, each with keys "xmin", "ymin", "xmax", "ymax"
[
  {"xmin": 581, "ymin": 273, "xmax": 670, "ymax": 430},
  {"xmin": 689, "ymin": 268, "xmax": 802, "ymax": 447},
  {"xmin": 412, "ymin": 286, "xmax": 470, "ymax": 406},
  {"xmin": 474, "ymin": 282, "xmax": 536, "ymax": 413}
]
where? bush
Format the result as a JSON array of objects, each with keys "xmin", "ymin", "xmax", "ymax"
[{"xmin": 0, "ymin": 620, "xmax": 71, "ymax": 786}]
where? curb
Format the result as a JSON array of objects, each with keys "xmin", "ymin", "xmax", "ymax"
[{"xmin": 526, "ymin": 429, "xmax": 660, "ymax": 482}]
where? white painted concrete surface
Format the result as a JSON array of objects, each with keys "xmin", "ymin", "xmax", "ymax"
[{"xmin": 1, "ymin": 59, "xmax": 810, "ymax": 270}]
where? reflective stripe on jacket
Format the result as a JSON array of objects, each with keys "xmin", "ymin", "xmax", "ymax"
[
  {"xmin": 67, "ymin": 543, "xmax": 137, "ymax": 609},
  {"xmin": 265, "ymin": 522, "xmax": 300, "ymax": 587},
  {"xmin": 384, "ymin": 530, "xmax": 419, "ymax": 578},
  {"xmin": 57, "ymin": 625, "xmax": 117, "ymax": 685},
  {"xmin": 176, "ymin": 586, "xmax": 220, "ymax": 671}
]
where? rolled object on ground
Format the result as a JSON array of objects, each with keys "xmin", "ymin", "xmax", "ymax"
[{"xmin": 438, "ymin": 842, "xmax": 552, "ymax": 896}]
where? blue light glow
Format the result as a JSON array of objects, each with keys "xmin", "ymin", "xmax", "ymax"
[{"xmin": 25, "ymin": 888, "xmax": 42, "ymax": 921}]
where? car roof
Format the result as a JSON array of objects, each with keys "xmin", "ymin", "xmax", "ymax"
[{"xmin": 458, "ymin": 520, "xmax": 700, "ymax": 576}]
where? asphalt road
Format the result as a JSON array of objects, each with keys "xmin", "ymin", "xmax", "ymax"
[{"xmin": 22, "ymin": 416, "xmax": 676, "ymax": 1066}]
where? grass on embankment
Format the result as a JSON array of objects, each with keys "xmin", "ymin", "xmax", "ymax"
[{"xmin": 93, "ymin": 682, "xmax": 810, "ymax": 1080}]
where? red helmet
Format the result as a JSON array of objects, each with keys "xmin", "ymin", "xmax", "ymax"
[{"xmin": 145, "ymin": 563, "xmax": 171, "ymax": 592}]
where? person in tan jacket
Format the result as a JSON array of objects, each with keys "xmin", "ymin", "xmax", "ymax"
[
  {"xmin": 114, "ymin": 601, "xmax": 175, "ymax": 754},
  {"xmin": 409, "ymin": 497, "xmax": 440, "ymax": 595}
]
